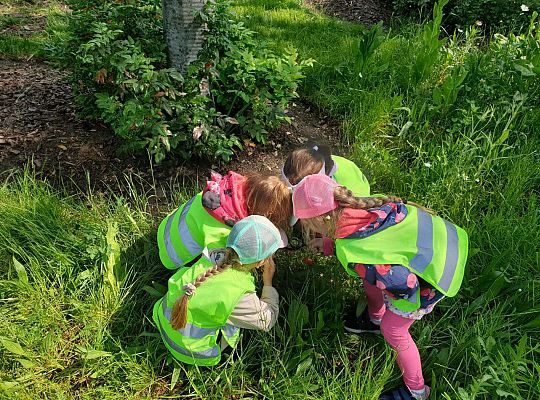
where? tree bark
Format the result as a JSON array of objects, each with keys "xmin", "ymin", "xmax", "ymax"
[{"xmin": 161, "ymin": 0, "xmax": 206, "ymax": 73}]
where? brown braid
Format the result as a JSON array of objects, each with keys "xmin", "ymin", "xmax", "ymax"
[
  {"xmin": 333, "ymin": 186, "xmax": 402, "ymax": 209},
  {"xmin": 299, "ymin": 186, "xmax": 405, "ymax": 241},
  {"xmin": 170, "ymin": 249, "xmax": 242, "ymax": 330}
]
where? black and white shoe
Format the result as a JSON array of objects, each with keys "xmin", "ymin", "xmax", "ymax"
[{"xmin": 343, "ymin": 309, "xmax": 381, "ymax": 334}]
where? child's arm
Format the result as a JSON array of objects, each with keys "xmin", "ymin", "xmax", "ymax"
[{"xmin": 227, "ymin": 258, "xmax": 279, "ymax": 331}]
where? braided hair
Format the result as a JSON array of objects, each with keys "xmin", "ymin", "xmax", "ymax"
[
  {"xmin": 170, "ymin": 248, "xmax": 242, "ymax": 330},
  {"xmin": 300, "ymin": 186, "xmax": 404, "ymax": 241},
  {"xmin": 333, "ymin": 186, "xmax": 402, "ymax": 209}
]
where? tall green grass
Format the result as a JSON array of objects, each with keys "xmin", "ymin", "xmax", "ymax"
[
  {"xmin": 0, "ymin": 171, "xmax": 402, "ymax": 398},
  {"xmin": 233, "ymin": 0, "xmax": 540, "ymax": 398}
]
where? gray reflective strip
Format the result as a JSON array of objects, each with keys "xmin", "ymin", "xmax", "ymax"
[
  {"xmin": 222, "ymin": 324, "xmax": 239, "ymax": 338},
  {"xmin": 438, "ymin": 221, "xmax": 459, "ymax": 292},
  {"xmin": 156, "ymin": 314, "xmax": 219, "ymax": 360},
  {"xmin": 161, "ymin": 299, "xmax": 215, "ymax": 339},
  {"xmin": 164, "ymin": 208, "xmax": 184, "ymax": 267},
  {"xmin": 409, "ymin": 209, "xmax": 434, "ymax": 274},
  {"xmin": 178, "ymin": 197, "xmax": 203, "ymax": 257}
]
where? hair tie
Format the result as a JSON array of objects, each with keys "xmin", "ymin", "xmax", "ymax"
[
  {"xmin": 312, "ymin": 145, "xmax": 318, "ymax": 151},
  {"xmin": 182, "ymin": 283, "xmax": 197, "ymax": 296}
]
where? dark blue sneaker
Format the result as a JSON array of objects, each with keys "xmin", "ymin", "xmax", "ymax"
[
  {"xmin": 343, "ymin": 309, "xmax": 381, "ymax": 334},
  {"xmin": 379, "ymin": 385, "xmax": 430, "ymax": 400}
]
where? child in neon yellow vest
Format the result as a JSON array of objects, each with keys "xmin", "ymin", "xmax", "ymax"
[
  {"xmin": 158, "ymin": 171, "xmax": 292, "ymax": 270},
  {"xmin": 281, "ymin": 142, "xmax": 370, "ymax": 197},
  {"xmin": 292, "ymin": 174, "xmax": 468, "ymax": 400},
  {"xmin": 153, "ymin": 215, "xmax": 286, "ymax": 366}
]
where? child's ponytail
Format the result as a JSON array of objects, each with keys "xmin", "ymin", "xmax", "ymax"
[
  {"xmin": 334, "ymin": 186, "xmax": 402, "ymax": 210},
  {"xmin": 170, "ymin": 249, "xmax": 241, "ymax": 330},
  {"xmin": 333, "ymin": 186, "xmax": 436, "ymax": 215},
  {"xmin": 245, "ymin": 174, "xmax": 292, "ymax": 231}
]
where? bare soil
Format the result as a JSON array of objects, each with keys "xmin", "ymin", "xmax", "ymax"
[
  {"xmin": 0, "ymin": 59, "xmax": 342, "ymax": 193},
  {"xmin": 305, "ymin": 0, "xmax": 394, "ymax": 26}
]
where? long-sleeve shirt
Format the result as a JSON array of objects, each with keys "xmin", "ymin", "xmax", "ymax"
[{"xmin": 226, "ymin": 286, "xmax": 279, "ymax": 331}]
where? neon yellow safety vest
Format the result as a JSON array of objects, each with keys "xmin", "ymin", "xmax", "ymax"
[
  {"xmin": 153, "ymin": 257, "xmax": 255, "ymax": 366},
  {"xmin": 157, "ymin": 193, "xmax": 232, "ymax": 269},
  {"xmin": 331, "ymin": 155, "xmax": 370, "ymax": 197},
  {"xmin": 335, "ymin": 205, "xmax": 468, "ymax": 312}
]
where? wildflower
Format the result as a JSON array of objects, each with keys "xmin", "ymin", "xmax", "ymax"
[
  {"xmin": 424, "ymin": 162, "xmax": 432, "ymax": 168},
  {"xmin": 521, "ymin": 4, "xmax": 529, "ymax": 12}
]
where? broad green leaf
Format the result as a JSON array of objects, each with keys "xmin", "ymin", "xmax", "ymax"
[
  {"xmin": 514, "ymin": 63, "xmax": 535, "ymax": 77},
  {"xmin": 17, "ymin": 358, "xmax": 36, "ymax": 369},
  {"xmin": 12, "ymin": 257, "xmax": 28, "ymax": 284},
  {"xmin": 0, "ymin": 338, "xmax": 27, "ymax": 357},
  {"xmin": 170, "ymin": 365, "xmax": 181, "ymax": 390},
  {"xmin": 80, "ymin": 348, "xmax": 112, "ymax": 360}
]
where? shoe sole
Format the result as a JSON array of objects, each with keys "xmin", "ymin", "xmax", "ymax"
[{"xmin": 343, "ymin": 326, "xmax": 381, "ymax": 334}]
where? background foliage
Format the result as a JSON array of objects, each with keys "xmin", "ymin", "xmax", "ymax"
[
  {"xmin": 51, "ymin": 0, "xmax": 311, "ymax": 163},
  {"xmin": 393, "ymin": 0, "xmax": 540, "ymax": 33}
]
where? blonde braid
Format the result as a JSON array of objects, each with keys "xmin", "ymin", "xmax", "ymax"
[
  {"xmin": 334, "ymin": 186, "xmax": 402, "ymax": 210},
  {"xmin": 170, "ymin": 249, "xmax": 240, "ymax": 330}
]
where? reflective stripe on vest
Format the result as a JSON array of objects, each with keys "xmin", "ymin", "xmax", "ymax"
[
  {"xmin": 223, "ymin": 324, "xmax": 239, "ymax": 339},
  {"xmin": 410, "ymin": 209, "xmax": 461, "ymax": 292},
  {"xmin": 336, "ymin": 204, "xmax": 468, "ymax": 299},
  {"xmin": 161, "ymin": 298, "xmax": 216, "ymax": 339},
  {"xmin": 156, "ymin": 303, "xmax": 219, "ymax": 360},
  {"xmin": 163, "ymin": 197, "xmax": 203, "ymax": 268}
]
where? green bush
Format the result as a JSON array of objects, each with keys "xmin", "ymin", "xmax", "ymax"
[
  {"xmin": 393, "ymin": 0, "xmax": 540, "ymax": 33},
  {"xmin": 50, "ymin": 0, "xmax": 311, "ymax": 163}
]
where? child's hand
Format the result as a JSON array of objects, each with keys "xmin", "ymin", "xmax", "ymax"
[
  {"xmin": 308, "ymin": 238, "xmax": 324, "ymax": 253},
  {"xmin": 262, "ymin": 257, "xmax": 276, "ymax": 286}
]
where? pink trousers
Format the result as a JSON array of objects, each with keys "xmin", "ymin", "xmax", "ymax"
[{"xmin": 364, "ymin": 281, "xmax": 425, "ymax": 391}]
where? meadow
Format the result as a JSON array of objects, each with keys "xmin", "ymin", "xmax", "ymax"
[{"xmin": 1, "ymin": 0, "xmax": 539, "ymax": 398}]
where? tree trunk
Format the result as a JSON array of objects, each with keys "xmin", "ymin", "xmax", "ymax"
[{"xmin": 161, "ymin": 0, "xmax": 206, "ymax": 73}]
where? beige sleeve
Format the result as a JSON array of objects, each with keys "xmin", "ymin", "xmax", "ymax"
[{"xmin": 226, "ymin": 286, "xmax": 279, "ymax": 332}]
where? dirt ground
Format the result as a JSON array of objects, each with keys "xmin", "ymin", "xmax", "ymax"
[
  {"xmin": 0, "ymin": 59, "xmax": 341, "ymax": 193},
  {"xmin": 305, "ymin": 0, "xmax": 393, "ymax": 26},
  {"xmin": 0, "ymin": 0, "xmax": 390, "ymax": 194}
]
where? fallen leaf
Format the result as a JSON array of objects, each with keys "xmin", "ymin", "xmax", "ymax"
[
  {"xmin": 57, "ymin": 144, "xmax": 67, "ymax": 151},
  {"xmin": 192, "ymin": 125, "xmax": 203, "ymax": 140},
  {"xmin": 95, "ymin": 69, "xmax": 107, "ymax": 84},
  {"xmin": 243, "ymin": 139, "xmax": 256, "ymax": 148}
]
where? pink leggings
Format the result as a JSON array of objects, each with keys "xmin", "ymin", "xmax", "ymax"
[{"xmin": 364, "ymin": 281, "xmax": 425, "ymax": 391}]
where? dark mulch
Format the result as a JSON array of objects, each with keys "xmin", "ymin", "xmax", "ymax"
[
  {"xmin": 0, "ymin": 59, "xmax": 341, "ymax": 197},
  {"xmin": 305, "ymin": 0, "xmax": 394, "ymax": 26}
]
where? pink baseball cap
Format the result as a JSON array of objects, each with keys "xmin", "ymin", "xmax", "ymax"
[{"xmin": 292, "ymin": 174, "xmax": 339, "ymax": 219}]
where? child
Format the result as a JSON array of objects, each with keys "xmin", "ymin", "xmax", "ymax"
[
  {"xmin": 153, "ymin": 215, "xmax": 285, "ymax": 366},
  {"xmin": 282, "ymin": 143, "xmax": 370, "ymax": 196},
  {"xmin": 292, "ymin": 174, "xmax": 468, "ymax": 400},
  {"xmin": 157, "ymin": 171, "xmax": 292, "ymax": 270}
]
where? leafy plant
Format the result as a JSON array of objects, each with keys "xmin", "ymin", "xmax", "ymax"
[{"xmin": 49, "ymin": 0, "xmax": 311, "ymax": 163}]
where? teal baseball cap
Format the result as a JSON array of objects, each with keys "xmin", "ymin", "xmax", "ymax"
[{"xmin": 226, "ymin": 215, "xmax": 287, "ymax": 264}]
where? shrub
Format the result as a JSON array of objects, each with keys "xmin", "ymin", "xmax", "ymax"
[{"xmin": 50, "ymin": 0, "xmax": 312, "ymax": 163}]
